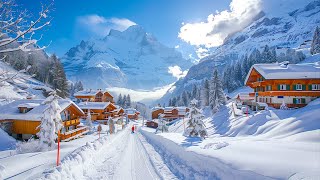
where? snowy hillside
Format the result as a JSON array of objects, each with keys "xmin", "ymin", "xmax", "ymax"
[
  {"xmin": 0, "ymin": 61, "xmax": 52, "ymax": 106},
  {"xmin": 160, "ymin": 0, "xmax": 320, "ymax": 102},
  {"xmin": 62, "ymin": 25, "xmax": 192, "ymax": 90}
]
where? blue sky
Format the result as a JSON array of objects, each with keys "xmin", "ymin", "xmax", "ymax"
[{"xmin": 20, "ymin": 0, "xmax": 231, "ymax": 57}]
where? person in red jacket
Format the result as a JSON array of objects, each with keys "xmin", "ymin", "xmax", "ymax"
[{"xmin": 131, "ymin": 125, "xmax": 135, "ymax": 133}]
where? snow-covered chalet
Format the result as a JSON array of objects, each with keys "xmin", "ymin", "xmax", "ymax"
[
  {"xmin": 0, "ymin": 99, "xmax": 88, "ymax": 141},
  {"xmin": 245, "ymin": 62, "xmax": 320, "ymax": 108}
]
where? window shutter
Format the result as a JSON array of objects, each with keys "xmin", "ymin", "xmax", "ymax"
[
  {"xmin": 309, "ymin": 84, "xmax": 312, "ymax": 90},
  {"xmin": 302, "ymin": 85, "xmax": 306, "ymax": 90},
  {"xmin": 278, "ymin": 85, "xmax": 280, "ymax": 90},
  {"xmin": 293, "ymin": 84, "xmax": 296, "ymax": 90},
  {"xmin": 302, "ymin": 98, "xmax": 306, "ymax": 104},
  {"xmin": 293, "ymin": 98, "xmax": 296, "ymax": 104},
  {"xmin": 286, "ymin": 84, "xmax": 290, "ymax": 90}
]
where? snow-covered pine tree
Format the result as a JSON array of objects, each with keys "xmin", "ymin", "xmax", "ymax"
[
  {"xmin": 168, "ymin": 98, "xmax": 172, "ymax": 106},
  {"xmin": 209, "ymin": 69, "xmax": 226, "ymax": 113},
  {"xmin": 122, "ymin": 95, "xmax": 127, "ymax": 108},
  {"xmin": 108, "ymin": 117, "xmax": 115, "ymax": 134},
  {"xmin": 184, "ymin": 99, "xmax": 207, "ymax": 139},
  {"xmin": 37, "ymin": 91, "xmax": 63, "ymax": 151},
  {"xmin": 280, "ymin": 101, "xmax": 289, "ymax": 110},
  {"xmin": 86, "ymin": 109, "xmax": 93, "ymax": 131},
  {"xmin": 171, "ymin": 97, "xmax": 177, "ymax": 106},
  {"xmin": 201, "ymin": 79, "xmax": 210, "ymax": 107},
  {"xmin": 192, "ymin": 84, "xmax": 198, "ymax": 99},
  {"xmin": 181, "ymin": 91, "xmax": 189, "ymax": 106},
  {"xmin": 311, "ymin": 26, "xmax": 320, "ymax": 55},
  {"xmin": 117, "ymin": 94, "xmax": 123, "ymax": 105},
  {"xmin": 126, "ymin": 94, "xmax": 131, "ymax": 108}
]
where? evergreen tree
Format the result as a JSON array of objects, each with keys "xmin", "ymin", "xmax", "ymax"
[
  {"xmin": 117, "ymin": 94, "xmax": 123, "ymax": 105},
  {"xmin": 168, "ymin": 98, "xmax": 172, "ymax": 106},
  {"xmin": 123, "ymin": 95, "xmax": 127, "ymax": 108},
  {"xmin": 171, "ymin": 97, "xmax": 177, "ymax": 106},
  {"xmin": 201, "ymin": 79, "xmax": 210, "ymax": 107},
  {"xmin": 209, "ymin": 69, "xmax": 226, "ymax": 113},
  {"xmin": 86, "ymin": 109, "xmax": 93, "ymax": 131},
  {"xmin": 311, "ymin": 26, "xmax": 320, "ymax": 55},
  {"xmin": 192, "ymin": 84, "xmax": 197, "ymax": 99},
  {"xmin": 184, "ymin": 99, "xmax": 207, "ymax": 139},
  {"xmin": 181, "ymin": 91, "xmax": 188, "ymax": 106},
  {"xmin": 126, "ymin": 94, "xmax": 131, "ymax": 108},
  {"xmin": 37, "ymin": 91, "xmax": 63, "ymax": 151},
  {"xmin": 50, "ymin": 54, "xmax": 69, "ymax": 98}
]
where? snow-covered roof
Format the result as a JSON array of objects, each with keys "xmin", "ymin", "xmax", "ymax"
[
  {"xmin": 0, "ymin": 99, "xmax": 84, "ymax": 121},
  {"xmin": 245, "ymin": 63, "xmax": 320, "ymax": 84},
  {"xmin": 17, "ymin": 103, "xmax": 40, "ymax": 109},
  {"xmin": 74, "ymin": 90, "xmax": 98, "ymax": 96},
  {"xmin": 77, "ymin": 102, "xmax": 112, "ymax": 110},
  {"xmin": 236, "ymin": 93, "xmax": 254, "ymax": 100},
  {"xmin": 151, "ymin": 107, "xmax": 164, "ymax": 111}
]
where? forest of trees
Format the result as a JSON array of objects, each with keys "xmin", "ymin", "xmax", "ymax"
[{"xmin": 116, "ymin": 94, "xmax": 132, "ymax": 108}]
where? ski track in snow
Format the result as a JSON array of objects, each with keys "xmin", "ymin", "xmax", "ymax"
[{"xmin": 84, "ymin": 128, "xmax": 162, "ymax": 180}]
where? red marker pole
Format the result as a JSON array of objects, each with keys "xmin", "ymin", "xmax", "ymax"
[{"xmin": 57, "ymin": 130, "xmax": 60, "ymax": 166}]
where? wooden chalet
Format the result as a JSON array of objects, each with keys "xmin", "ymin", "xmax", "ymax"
[
  {"xmin": 74, "ymin": 89, "xmax": 114, "ymax": 103},
  {"xmin": 125, "ymin": 108, "xmax": 140, "ymax": 120},
  {"xmin": 0, "ymin": 99, "xmax": 87, "ymax": 141},
  {"xmin": 245, "ymin": 62, "xmax": 320, "ymax": 108},
  {"xmin": 151, "ymin": 106, "xmax": 189, "ymax": 120},
  {"xmin": 77, "ymin": 102, "xmax": 117, "ymax": 121}
]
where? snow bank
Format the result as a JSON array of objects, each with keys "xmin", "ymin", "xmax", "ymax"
[
  {"xmin": 37, "ymin": 130, "xmax": 126, "ymax": 179},
  {"xmin": 140, "ymin": 130, "xmax": 272, "ymax": 180},
  {"xmin": 205, "ymin": 98, "xmax": 320, "ymax": 141},
  {"xmin": 0, "ymin": 128, "xmax": 16, "ymax": 151}
]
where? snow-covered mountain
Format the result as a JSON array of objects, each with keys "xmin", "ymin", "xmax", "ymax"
[
  {"xmin": 160, "ymin": 0, "xmax": 320, "ymax": 103},
  {"xmin": 62, "ymin": 25, "xmax": 192, "ymax": 90}
]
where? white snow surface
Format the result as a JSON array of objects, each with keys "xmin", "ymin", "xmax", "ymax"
[{"xmin": 77, "ymin": 102, "xmax": 112, "ymax": 110}]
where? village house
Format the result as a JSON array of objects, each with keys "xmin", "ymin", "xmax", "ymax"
[
  {"xmin": 245, "ymin": 62, "xmax": 320, "ymax": 109},
  {"xmin": 77, "ymin": 102, "xmax": 117, "ymax": 122},
  {"xmin": 151, "ymin": 106, "xmax": 189, "ymax": 121},
  {"xmin": 74, "ymin": 89, "xmax": 114, "ymax": 103},
  {"xmin": 0, "ymin": 99, "xmax": 87, "ymax": 141},
  {"xmin": 125, "ymin": 108, "xmax": 140, "ymax": 120}
]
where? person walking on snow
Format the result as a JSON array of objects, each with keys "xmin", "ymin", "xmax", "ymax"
[{"xmin": 131, "ymin": 125, "xmax": 135, "ymax": 133}]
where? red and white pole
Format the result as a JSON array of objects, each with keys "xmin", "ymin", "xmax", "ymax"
[{"xmin": 57, "ymin": 130, "xmax": 60, "ymax": 166}]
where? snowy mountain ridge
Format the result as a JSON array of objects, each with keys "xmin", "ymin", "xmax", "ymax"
[
  {"xmin": 62, "ymin": 25, "xmax": 192, "ymax": 90},
  {"xmin": 159, "ymin": 0, "xmax": 320, "ymax": 103}
]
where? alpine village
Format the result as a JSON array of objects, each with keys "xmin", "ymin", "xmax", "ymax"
[{"xmin": 0, "ymin": 0, "xmax": 319, "ymax": 180}]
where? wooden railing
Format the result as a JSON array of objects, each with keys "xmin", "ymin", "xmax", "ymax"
[
  {"xmin": 253, "ymin": 91, "xmax": 320, "ymax": 97},
  {"xmin": 63, "ymin": 118, "xmax": 80, "ymax": 127},
  {"xmin": 60, "ymin": 126, "xmax": 88, "ymax": 141}
]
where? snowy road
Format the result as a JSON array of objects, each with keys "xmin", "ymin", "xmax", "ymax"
[{"xmin": 85, "ymin": 128, "xmax": 160, "ymax": 180}]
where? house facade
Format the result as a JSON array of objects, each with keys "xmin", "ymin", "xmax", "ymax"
[
  {"xmin": 245, "ymin": 63, "xmax": 320, "ymax": 108},
  {"xmin": 77, "ymin": 102, "xmax": 117, "ymax": 121},
  {"xmin": 74, "ymin": 89, "xmax": 114, "ymax": 103},
  {"xmin": 0, "ymin": 99, "xmax": 87, "ymax": 141},
  {"xmin": 151, "ymin": 107, "xmax": 189, "ymax": 120}
]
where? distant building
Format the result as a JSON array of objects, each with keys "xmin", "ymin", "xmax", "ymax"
[
  {"xmin": 77, "ymin": 102, "xmax": 117, "ymax": 121},
  {"xmin": 125, "ymin": 108, "xmax": 140, "ymax": 120},
  {"xmin": 151, "ymin": 106, "xmax": 189, "ymax": 120},
  {"xmin": 0, "ymin": 99, "xmax": 87, "ymax": 141},
  {"xmin": 245, "ymin": 62, "xmax": 320, "ymax": 108},
  {"xmin": 74, "ymin": 89, "xmax": 114, "ymax": 103}
]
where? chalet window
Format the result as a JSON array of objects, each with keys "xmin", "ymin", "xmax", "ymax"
[
  {"xmin": 266, "ymin": 85, "xmax": 272, "ymax": 91},
  {"xmin": 279, "ymin": 84, "xmax": 287, "ymax": 90},
  {"xmin": 311, "ymin": 84, "xmax": 320, "ymax": 90},
  {"xmin": 293, "ymin": 98, "xmax": 306, "ymax": 104},
  {"xmin": 257, "ymin": 77, "xmax": 264, "ymax": 82},
  {"xmin": 296, "ymin": 84, "xmax": 302, "ymax": 90}
]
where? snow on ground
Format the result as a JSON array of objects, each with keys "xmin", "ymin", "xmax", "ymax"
[
  {"xmin": 0, "ymin": 129, "xmax": 16, "ymax": 151},
  {"xmin": 142, "ymin": 98, "xmax": 320, "ymax": 179},
  {"xmin": 0, "ymin": 122, "xmax": 121, "ymax": 180}
]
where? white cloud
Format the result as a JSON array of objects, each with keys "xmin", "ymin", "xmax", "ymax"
[
  {"xmin": 76, "ymin": 15, "xmax": 136, "ymax": 37},
  {"xmin": 175, "ymin": 45, "xmax": 180, "ymax": 49},
  {"xmin": 178, "ymin": 0, "xmax": 262, "ymax": 48},
  {"xmin": 168, "ymin": 65, "xmax": 188, "ymax": 79},
  {"xmin": 196, "ymin": 47, "xmax": 210, "ymax": 59}
]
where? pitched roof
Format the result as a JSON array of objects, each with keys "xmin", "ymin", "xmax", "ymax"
[
  {"xmin": 77, "ymin": 102, "xmax": 112, "ymax": 110},
  {"xmin": 0, "ymin": 99, "xmax": 84, "ymax": 121},
  {"xmin": 74, "ymin": 90, "xmax": 98, "ymax": 96},
  {"xmin": 245, "ymin": 63, "xmax": 320, "ymax": 84}
]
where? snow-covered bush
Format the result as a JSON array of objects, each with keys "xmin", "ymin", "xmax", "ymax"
[
  {"xmin": 184, "ymin": 99, "xmax": 208, "ymax": 139},
  {"xmin": 16, "ymin": 137, "xmax": 39, "ymax": 153},
  {"xmin": 37, "ymin": 91, "xmax": 63, "ymax": 151},
  {"xmin": 156, "ymin": 114, "xmax": 168, "ymax": 133},
  {"xmin": 280, "ymin": 101, "xmax": 289, "ymax": 110},
  {"xmin": 86, "ymin": 109, "xmax": 93, "ymax": 132},
  {"xmin": 108, "ymin": 117, "xmax": 115, "ymax": 134}
]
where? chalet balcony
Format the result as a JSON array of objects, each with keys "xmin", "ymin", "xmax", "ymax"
[
  {"xmin": 250, "ymin": 81, "xmax": 267, "ymax": 87},
  {"xmin": 60, "ymin": 126, "xmax": 88, "ymax": 142},
  {"xmin": 252, "ymin": 91, "xmax": 320, "ymax": 97},
  {"xmin": 63, "ymin": 118, "xmax": 80, "ymax": 126}
]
